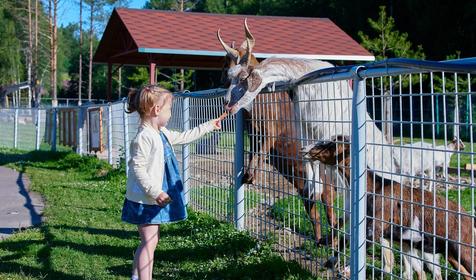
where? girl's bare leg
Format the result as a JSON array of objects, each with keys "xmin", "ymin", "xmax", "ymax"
[{"xmin": 132, "ymin": 224, "xmax": 160, "ymax": 280}]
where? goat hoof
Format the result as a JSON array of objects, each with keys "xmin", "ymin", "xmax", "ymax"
[
  {"xmin": 242, "ymin": 172, "xmax": 255, "ymax": 184},
  {"xmin": 317, "ymin": 235, "xmax": 332, "ymax": 246}
]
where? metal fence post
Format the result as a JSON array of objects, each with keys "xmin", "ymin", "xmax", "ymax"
[
  {"xmin": 107, "ymin": 103, "xmax": 113, "ymax": 165},
  {"xmin": 77, "ymin": 107, "xmax": 83, "ymax": 155},
  {"xmin": 182, "ymin": 97, "xmax": 190, "ymax": 204},
  {"xmin": 234, "ymin": 109, "xmax": 245, "ymax": 230},
  {"xmin": 13, "ymin": 108, "xmax": 18, "ymax": 149},
  {"xmin": 35, "ymin": 108, "xmax": 41, "ymax": 150},
  {"xmin": 52, "ymin": 108, "xmax": 57, "ymax": 152},
  {"xmin": 123, "ymin": 100, "xmax": 129, "ymax": 175},
  {"xmin": 350, "ymin": 68, "xmax": 367, "ymax": 280}
]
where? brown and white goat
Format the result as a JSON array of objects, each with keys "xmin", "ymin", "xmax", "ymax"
[
  {"xmin": 305, "ymin": 136, "xmax": 475, "ymax": 279},
  {"xmin": 218, "ymin": 20, "xmax": 340, "ymax": 246},
  {"xmin": 221, "ymin": 22, "xmax": 405, "ymax": 249}
]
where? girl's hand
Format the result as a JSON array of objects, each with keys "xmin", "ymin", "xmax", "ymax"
[
  {"xmin": 156, "ymin": 192, "xmax": 172, "ymax": 207},
  {"xmin": 213, "ymin": 112, "xmax": 228, "ymax": 130}
]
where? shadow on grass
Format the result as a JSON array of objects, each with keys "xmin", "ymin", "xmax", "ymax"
[
  {"xmin": 158, "ymin": 235, "xmax": 256, "ymax": 262},
  {"xmin": 0, "ymin": 264, "xmax": 88, "ymax": 280},
  {"xmin": 108, "ymin": 243, "xmax": 312, "ymax": 280},
  {"xmin": 0, "ymin": 149, "xmax": 71, "ymax": 166},
  {"xmin": 0, "ymin": 224, "xmax": 136, "ymax": 279},
  {"xmin": 0, "ymin": 226, "xmax": 90, "ymax": 280},
  {"xmin": 48, "ymin": 224, "xmax": 137, "ymax": 240}
]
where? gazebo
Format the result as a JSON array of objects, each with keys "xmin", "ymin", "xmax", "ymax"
[{"xmin": 94, "ymin": 8, "xmax": 374, "ymax": 99}]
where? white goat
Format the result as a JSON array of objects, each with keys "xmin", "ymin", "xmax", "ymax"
[
  {"xmin": 394, "ymin": 137, "xmax": 465, "ymax": 189},
  {"xmin": 433, "ymin": 137, "xmax": 465, "ymax": 175}
]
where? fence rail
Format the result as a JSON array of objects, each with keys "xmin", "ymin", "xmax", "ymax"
[{"xmin": 1, "ymin": 57, "xmax": 476, "ymax": 279}]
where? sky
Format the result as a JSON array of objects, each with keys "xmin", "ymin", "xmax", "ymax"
[{"xmin": 58, "ymin": 0, "xmax": 148, "ymax": 27}]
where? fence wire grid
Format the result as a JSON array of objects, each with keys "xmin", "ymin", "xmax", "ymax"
[{"xmin": 1, "ymin": 58, "xmax": 476, "ymax": 279}]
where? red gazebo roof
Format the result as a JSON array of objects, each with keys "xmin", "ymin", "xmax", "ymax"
[{"xmin": 93, "ymin": 8, "xmax": 374, "ymax": 69}]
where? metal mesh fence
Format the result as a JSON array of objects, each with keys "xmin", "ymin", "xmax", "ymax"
[
  {"xmin": 0, "ymin": 108, "xmax": 46, "ymax": 150},
  {"xmin": 1, "ymin": 58, "xmax": 475, "ymax": 279}
]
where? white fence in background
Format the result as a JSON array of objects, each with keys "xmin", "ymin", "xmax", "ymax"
[{"xmin": 1, "ymin": 58, "xmax": 476, "ymax": 279}]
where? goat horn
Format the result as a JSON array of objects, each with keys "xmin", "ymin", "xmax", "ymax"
[
  {"xmin": 217, "ymin": 29, "xmax": 239, "ymax": 60},
  {"xmin": 244, "ymin": 18, "xmax": 255, "ymax": 50},
  {"xmin": 245, "ymin": 37, "xmax": 253, "ymax": 64}
]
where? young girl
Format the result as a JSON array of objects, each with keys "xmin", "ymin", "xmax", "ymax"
[{"xmin": 122, "ymin": 85, "xmax": 222, "ymax": 280}]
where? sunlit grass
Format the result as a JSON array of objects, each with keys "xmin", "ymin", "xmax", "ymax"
[{"xmin": 0, "ymin": 148, "xmax": 313, "ymax": 280}]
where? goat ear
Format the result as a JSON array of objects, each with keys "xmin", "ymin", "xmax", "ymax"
[
  {"xmin": 247, "ymin": 70, "xmax": 262, "ymax": 92},
  {"xmin": 239, "ymin": 40, "xmax": 247, "ymax": 50}
]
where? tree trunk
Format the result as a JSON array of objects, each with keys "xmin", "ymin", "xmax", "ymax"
[
  {"xmin": 49, "ymin": 0, "xmax": 53, "ymax": 105},
  {"xmin": 454, "ymin": 96, "xmax": 459, "ymax": 139},
  {"xmin": 383, "ymin": 90, "xmax": 393, "ymax": 143},
  {"xmin": 33, "ymin": 0, "xmax": 39, "ymax": 107},
  {"xmin": 52, "ymin": 0, "xmax": 58, "ymax": 107},
  {"xmin": 28, "ymin": 0, "xmax": 32, "ymax": 108},
  {"xmin": 88, "ymin": 1, "xmax": 94, "ymax": 102},
  {"xmin": 48, "ymin": 0, "xmax": 58, "ymax": 107},
  {"xmin": 78, "ymin": 0, "xmax": 83, "ymax": 105}
]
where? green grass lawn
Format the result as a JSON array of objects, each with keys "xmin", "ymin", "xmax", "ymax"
[
  {"xmin": 0, "ymin": 148, "xmax": 314, "ymax": 280},
  {"xmin": 190, "ymin": 185, "xmax": 262, "ymax": 222}
]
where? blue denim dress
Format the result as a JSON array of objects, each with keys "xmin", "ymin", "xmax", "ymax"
[{"xmin": 121, "ymin": 132, "xmax": 187, "ymax": 225}]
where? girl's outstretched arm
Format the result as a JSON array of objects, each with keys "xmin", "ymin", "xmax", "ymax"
[{"xmin": 163, "ymin": 112, "xmax": 226, "ymax": 145}]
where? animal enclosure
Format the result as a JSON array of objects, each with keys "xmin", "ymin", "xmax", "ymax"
[{"xmin": 0, "ymin": 58, "xmax": 475, "ymax": 279}]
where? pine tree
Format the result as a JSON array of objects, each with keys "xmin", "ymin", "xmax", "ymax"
[
  {"xmin": 358, "ymin": 6, "xmax": 426, "ymax": 141},
  {"xmin": 358, "ymin": 6, "xmax": 425, "ymax": 60}
]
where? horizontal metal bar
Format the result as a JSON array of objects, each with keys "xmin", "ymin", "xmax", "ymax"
[
  {"xmin": 174, "ymin": 88, "xmax": 227, "ymax": 98},
  {"xmin": 367, "ymin": 57, "xmax": 476, "ymax": 74},
  {"xmin": 264, "ymin": 57, "xmax": 476, "ymax": 92}
]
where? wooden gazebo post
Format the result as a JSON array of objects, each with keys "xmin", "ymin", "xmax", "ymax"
[
  {"xmin": 107, "ymin": 62, "xmax": 112, "ymax": 101},
  {"xmin": 149, "ymin": 62, "xmax": 156, "ymax": 84}
]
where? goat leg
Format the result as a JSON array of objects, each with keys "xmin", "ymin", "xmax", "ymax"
[
  {"xmin": 320, "ymin": 168, "xmax": 339, "ymax": 247},
  {"xmin": 367, "ymin": 202, "xmax": 394, "ymax": 275},
  {"xmin": 303, "ymin": 198, "xmax": 324, "ymax": 245},
  {"xmin": 447, "ymin": 255, "xmax": 472, "ymax": 280},
  {"xmin": 380, "ymin": 238, "xmax": 395, "ymax": 274},
  {"xmin": 246, "ymin": 130, "xmax": 276, "ymax": 185},
  {"xmin": 301, "ymin": 162, "xmax": 327, "ymax": 244},
  {"xmin": 243, "ymin": 121, "xmax": 262, "ymax": 184}
]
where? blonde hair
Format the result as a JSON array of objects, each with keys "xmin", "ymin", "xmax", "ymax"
[{"xmin": 126, "ymin": 85, "xmax": 173, "ymax": 118}]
